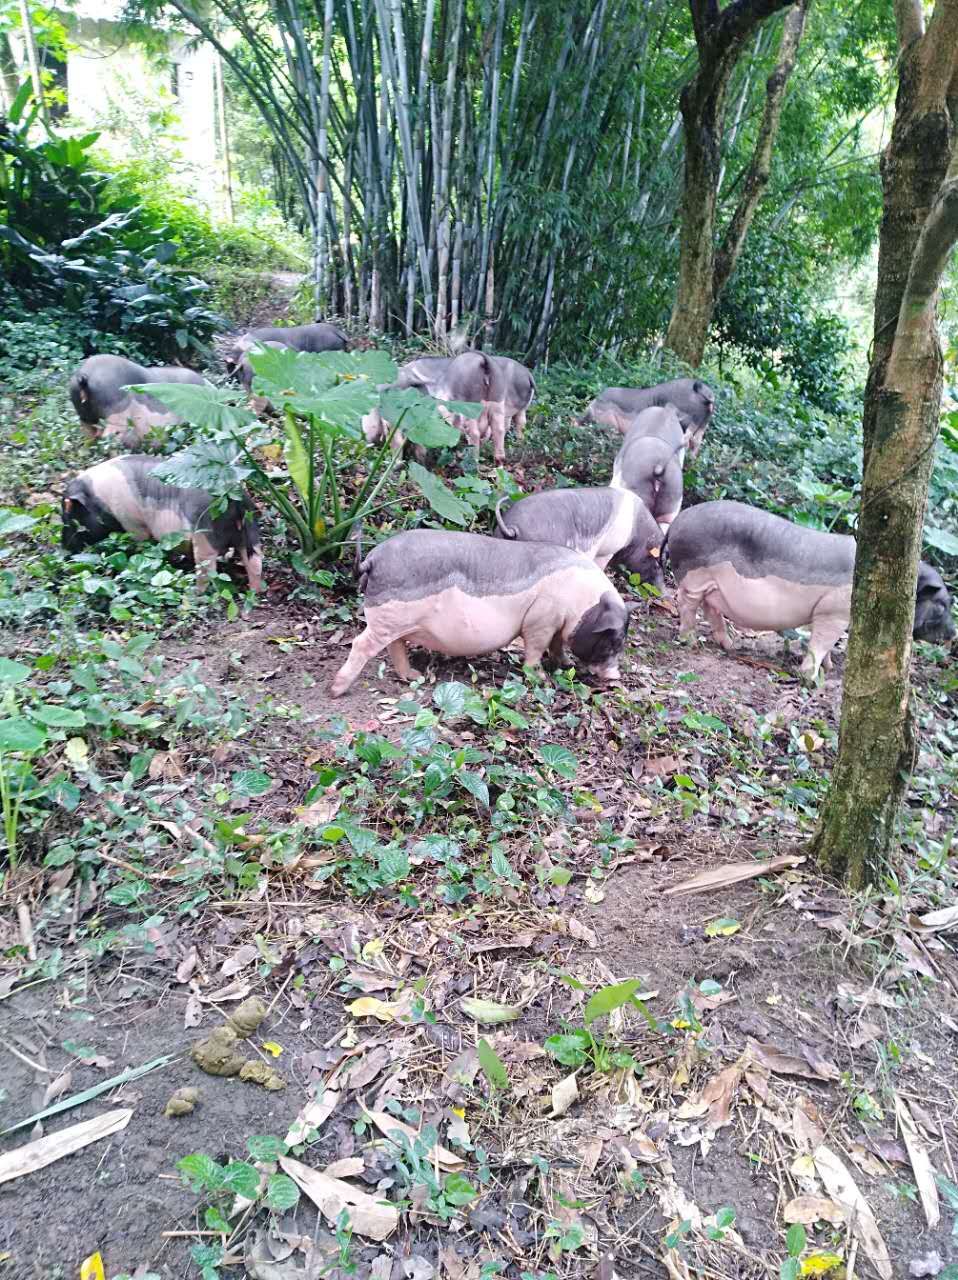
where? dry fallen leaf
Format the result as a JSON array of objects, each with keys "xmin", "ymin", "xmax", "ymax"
[
  {"xmin": 220, "ymin": 943, "xmax": 259, "ymax": 978},
  {"xmin": 894, "ymin": 1094, "xmax": 940, "ymax": 1228},
  {"xmin": 279, "ymin": 1155, "xmax": 397, "ymax": 1241},
  {"xmin": 294, "ymin": 793, "xmax": 342, "ymax": 828},
  {"xmin": 286, "ymin": 1089, "xmax": 340, "ymax": 1147},
  {"xmin": 699, "ymin": 1057, "xmax": 745, "ymax": 1132},
  {"xmin": 0, "ymin": 1109, "xmax": 133, "ymax": 1185},
  {"xmin": 747, "ymin": 1039, "xmax": 836, "ymax": 1082},
  {"xmin": 362, "ymin": 1107, "xmax": 464, "ymax": 1170},
  {"xmin": 459, "ymin": 996, "xmax": 521, "ymax": 1025},
  {"xmin": 568, "ymin": 916, "xmax": 598, "ymax": 947},
  {"xmin": 792, "ymin": 1097, "xmax": 825, "ymax": 1152},
  {"xmin": 913, "ymin": 903, "xmax": 958, "ymax": 933},
  {"xmin": 323, "ymin": 1156, "xmax": 365, "ymax": 1178},
  {"xmin": 347, "ymin": 996, "xmax": 401, "ymax": 1022},
  {"xmin": 813, "ymin": 1144, "xmax": 892, "ymax": 1280},
  {"xmin": 662, "ymin": 855, "xmax": 804, "ymax": 896},
  {"xmin": 550, "ymin": 1071, "xmax": 580, "ymax": 1118},
  {"xmin": 783, "ymin": 1195, "xmax": 846, "ymax": 1226}
]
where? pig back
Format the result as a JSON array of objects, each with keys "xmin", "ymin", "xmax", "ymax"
[
  {"xmin": 360, "ymin": 530, "xmax": 599, "ymax": 606},
  {"xmin": 69, "ymin": 355, "xmax": 150, "ymax": 422},
  {"xmin": 668, "ymin": 501, "xmax": 856, "ymax": 585}
]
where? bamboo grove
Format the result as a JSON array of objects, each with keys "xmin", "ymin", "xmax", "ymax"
[{"xmin": 139, "ymin": 0, "xmax": 891, "ymax": 362}]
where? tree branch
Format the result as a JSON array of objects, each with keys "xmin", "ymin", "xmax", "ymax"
[
  {"xmin": 713, "ymin": 0, "xmax": 809, "ymax": 295},
  {"xmin": 918, "ymin": 0, "xmax": 958, "ymax": 110},
  {"xmin": 893, "ymin": 0, "xmax": 924, "ymax": 50},
  {"xmin": 714, "ymin": 0, "xmax": 796, "ymax": 52},
  {"xmin": 887, "ymin": 145, "xmax": 958, "ymax": 383}
]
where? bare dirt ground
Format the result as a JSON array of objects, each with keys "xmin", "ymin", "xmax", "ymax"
[{"xmin": 3, "ymin": 591, "xmax": 957, "ymax": 1280}]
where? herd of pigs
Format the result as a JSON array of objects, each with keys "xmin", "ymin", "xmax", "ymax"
[{"xmin": 59, "ymin": 320, "xmax": 955, "ymax": 698}]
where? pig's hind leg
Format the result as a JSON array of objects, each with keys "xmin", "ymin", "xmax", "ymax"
[
  {"xmin": 800, "ymin": 613, "xmax": 846, "ymax": 683},
  {"xmin": 387, "ymin": 639, "xmax": 417, "ymax": 682},
  {"xmin": 703, "ymin": 595, "xmax": 733, "ymax": 650}
]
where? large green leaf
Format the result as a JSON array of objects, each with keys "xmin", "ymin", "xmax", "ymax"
[
  {"xmin": 0, "ymin": 718, "xmax": 46, "ymax": 753},
  {"xmin": 584, "ymin": 979, "xmax": 645, "ymax": 1027},
  {"xmin": 0, "ymin": 510, "xmax": 39, "ymax": 537},
  {"xmin": 132, "ymin": 382, "xmax": 254, "ymax": 432},
  {"xmin": 291, "ymin": 381, "xmax": 378, "ymax": 433},
  {"xmin": 351, "ymin": 349, "xmax": 398, "ymax": 383},
  {"xmin": 924, "ymin": 525, "xmax": 958, "ymax": 556},
  {"xmin": 0, "ymin": 658, "xmax": 31, "ymax": 685},
  {"xmin": 153, "ymin": 442, "xmax": 253, "ymax": 499},
  {"xmin": 380, "ymin": 389, "xmax": 460, "ymax": 449},
  {"xmin": 249, "ymin": 345, "xmax": 338, "ymax": 401},
  {"xmin": 539, "ymin": 744, "xmax": 579, "ymax": 779},
  {"xmin": 32, "ymin": 705, "xmax": 86, "ymax": 728},
  {"xmin": 408, "ymin": 462, "xmax": 473, "ymax": 526}
]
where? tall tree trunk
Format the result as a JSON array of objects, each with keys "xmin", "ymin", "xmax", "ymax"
[
  {"xmin": 664, "ymin": 0, "xmax": 796, "ymax": 368},
  {"xmin": 713, "ymin": 0, "xmax": 809, "ymax": 295},
  {"xmin": 810, "ymin": 0, "xmax": 958, "ymax": 889},
  {"xmin": 17, "ymin": 0, "xmax": 48, "ymax": 128},
  {"xmin": 0, "ymin": 33, "xmax": 19, "ymax": 112},
  {"xmin": 214, "ymin": 52, "xmax": 235, "ymax": 223}
]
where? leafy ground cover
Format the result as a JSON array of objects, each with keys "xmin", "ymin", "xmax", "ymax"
[{"xmin": 1, "ymin": 335, "xmax": 957, "ymax": 1280}]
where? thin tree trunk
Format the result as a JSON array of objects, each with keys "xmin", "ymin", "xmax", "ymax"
[
  {"xmin": 810, "ymin": 0, "xmax": 958, "ymax": 888},
  {"xmin": 664, "ymin": 0, "xmax": 797, "ymax": 367},
  {"xmin": 713, "ymin": 0, "xmax": 809, "ymax": 297},
  {"xmin": 17, "ymin": 0, "xmax": 48, "ymax": 127},
  {"xmin": 313, "ymin": 0, "xmax": 335, "ymax": 310},
  {"xmin": 214, "ymin": 52, "xmax": 234, "ymax": 223}
]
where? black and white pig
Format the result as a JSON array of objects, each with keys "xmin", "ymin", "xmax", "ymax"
[
  {"xmin": 584, "ymin": 377, "xmax": 715, "ymax": 457},
  {"xmin": 494, "ymin": 487, "xmax": 664, "ymax": 588},
  {"xmin": 222, "ymin": 321, "xmax": 348, "ymax": 379},
  {"xmin": 62, "ymin": 455, "xmax": 263, "ymax": 593},
  {"xmin": 330, "ymin": 530, "xmax": 635, "ymax": 696},
  {"xmin": 68, "ymin": 355, "xmax": 207, "ymax": 447},
  {"xmin": 668, "ymin": 500, "xmax": 955, "ymax": 680},
  {"xmin": 362, "ymin": 351, "xmax": 535, "ymax": 463},
  {"xmin": 609, "ymin": 406, "xmax": 686, "ymax": 531}
]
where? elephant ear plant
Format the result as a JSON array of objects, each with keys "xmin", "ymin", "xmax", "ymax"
[{"xmin": 144, "ymin": 347, "xmax": 479, "ymax": 573}]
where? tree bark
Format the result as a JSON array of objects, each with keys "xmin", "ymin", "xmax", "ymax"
[
  {"xmin": 664, "ymin": 0, "xmax": 797, "ymax": 367},
  {"xmin": 713, "ymin": 0, "xmax": 809, "ymax": 295},
  {"xmin": 0, "ymin": 33, "xmax": 19, "ymax": 113},
  {"xmin": 17, "ymin": 0, "xmax": 48, "ymax": 128},
  {"xmin": 810, "ymin": 0, "xmax": 958, "ymax": 889}
]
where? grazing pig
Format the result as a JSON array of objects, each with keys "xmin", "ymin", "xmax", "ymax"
[
  {"xmin": 584, "ymin": 378, "xmax": 715, "ymax": 456},
  {"xmin": 62, "ymin": 455, "xmax": 263, "ymax": 592},
  {"xmin": 494, "ymin": 487, "xmax": 664, "ymax": 588},
  {"xmin": 68, "ymin": 355, "xmax": 207, "ymax": 447},
  {"xmin": 222, "ymin": 321, "xmax": 348, "ymax": 376},
  {"xmin": 362, "ymin": 351, "xmax": 535, "ymax": 463},
  {"xmin": 668, "ymin": 500, "xmax": 956, "ymax": 680},
  {"xmin": 609, "ymin": 406, "xmax": 686, "ymax": 531},
  {"xmin": 330, "ymin": 530, "xmax": 635, "ymax": 696}
]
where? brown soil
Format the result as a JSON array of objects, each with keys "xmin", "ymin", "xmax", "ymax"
[{"xmin": 3, "ymin": 595, "xmax": 957, "ymax": 1279}]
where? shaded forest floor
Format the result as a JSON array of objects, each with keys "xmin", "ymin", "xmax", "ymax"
[{"xmin": 1, "ymin": 341, "xmax": 958, "ymax": 1280}]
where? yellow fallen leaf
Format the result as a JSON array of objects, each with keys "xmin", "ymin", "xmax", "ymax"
[
  {"xmin": 801, "ymin": 1254, "xmax": 843, "ymax": 1276},
  {"xmin": 262, "ymin": 1041, "xmax": 283, "ymax": 1057},
  {"xmin": 80, "ymin": 1253, "xmax": 105, "ymax": 1280},
  {"xmin": 704, "ymin": 918, "xmax": 740, "ymax": 938},
  {"xmin": 451, "ymin": 1107, "xmax": 466, "ymax": 1119},
  {"xmin": 362, "ymin": 938, "xmax": 385, "ymax": 960},
  {"xmin": 347, "ymin": 996, "xmax": 398, "ymax": 1021},
  {"xmin": 65, "ymin": 737, "xmax": 89, "ymax": 769},
  {"xmin": 790, "ymin": 1154, "xmax": 816, "ymax": 1179}
]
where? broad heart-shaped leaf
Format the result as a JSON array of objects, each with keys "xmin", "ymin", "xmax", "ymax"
[
  {"xmin": 443, "ymin": 398, "xmax": 483, "ymax": 420},
  {"xmin": 477, "ymin": 1037, "xmax": 509, "ymax": 1090},
  {"xmin": 408, "ymin": 462, "xmax": 473, "ymax": 527},
  {"xmin": 378, "ymin": 844, "xmax": 410, "ymax": 884},
  {"xmin": 249, "ymin": 345, "xmax": 338, "ymax": 400},
  {"xmin": 247, "ymin": 1134, "xmax": 287, "ymax": 1162},
  {"xmin": 265, "ymin": 1172, "xmax": 300, "ymax": 1211},
  {"xmin": 539, "ymin": 744, "xmax": 579, "ymax": 779},
  {"xmin": 458, "ymin": 771, "xmax": 489, "ymax": 807},
  {"xmin": 924, "ymin": 525, "xmax": 958, "ymax": 556},
  {"xmin": 0, "ymin": 658, "xmax": 31, "ymax": 685},
  {"xmin": 350, "ymin": 348, "xmax": 398, "ymax": 383},
  {"xmin": 131, "ymin": 382, "xmax": 255, "ymax": 433},
  {"xmin": 433, "ymin": 681, "xmax": 468, "ymax": 716},
  {"xmin": 584, "ymin": 978, "xmax": 645, "ymax": 1027},
  {"xmin": 0, "ymin": 510, "xmax": 38, "ymax": 537},
  {"xmin": 0, "ymin": 717, "xmax": 46, "ymax": 753},
  {"xmin": 544, "ymin": 1031, "xmax": 590, "ymax": 1067},
  {"xmin": 32, "ymin": 704, "xmax": 86, "ymax": 728},
  {"xmin": 287, "ymin": 381, "xmax": 378, "ymax": 434},
  {"xmin": 152, "ymin": 442, "xmax": 253, "ymax": 500},
  {"xmin": 221, "ymin": 1160, "xmax": 261, "ymax": 1199},
  {"xmin": 231, "ymin": 768, "xmax": 272, "ymax": 797},
  {"xmin": 379, "ymin": 389, "xmax": 460, "ymax": 449},
  {"xmin": 176, "ymin": 1152, "xmax": 223, "ymax": 1192}
]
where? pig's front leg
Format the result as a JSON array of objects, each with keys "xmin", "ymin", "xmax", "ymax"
[
  {"xmin": 191, "ymin": 531, "xmax": 220, "ymax": 592},
  {"xmin": 520, "ymin": 599, "xmax": 565, "ymax": 669},
  {"xmin": 677, "ymin": 585, "xmax": 702, "ymax": 639},
  {"xmin": 512, "ymin": 408, "xmax": 527, "ymax": 442},
  {"xmin": 330, "ymin": 625, "xmax": 388, "ymax": 697},
  {"xmin": 387, "ymin": 639, "xmax": 417, "ymax": 682}
]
